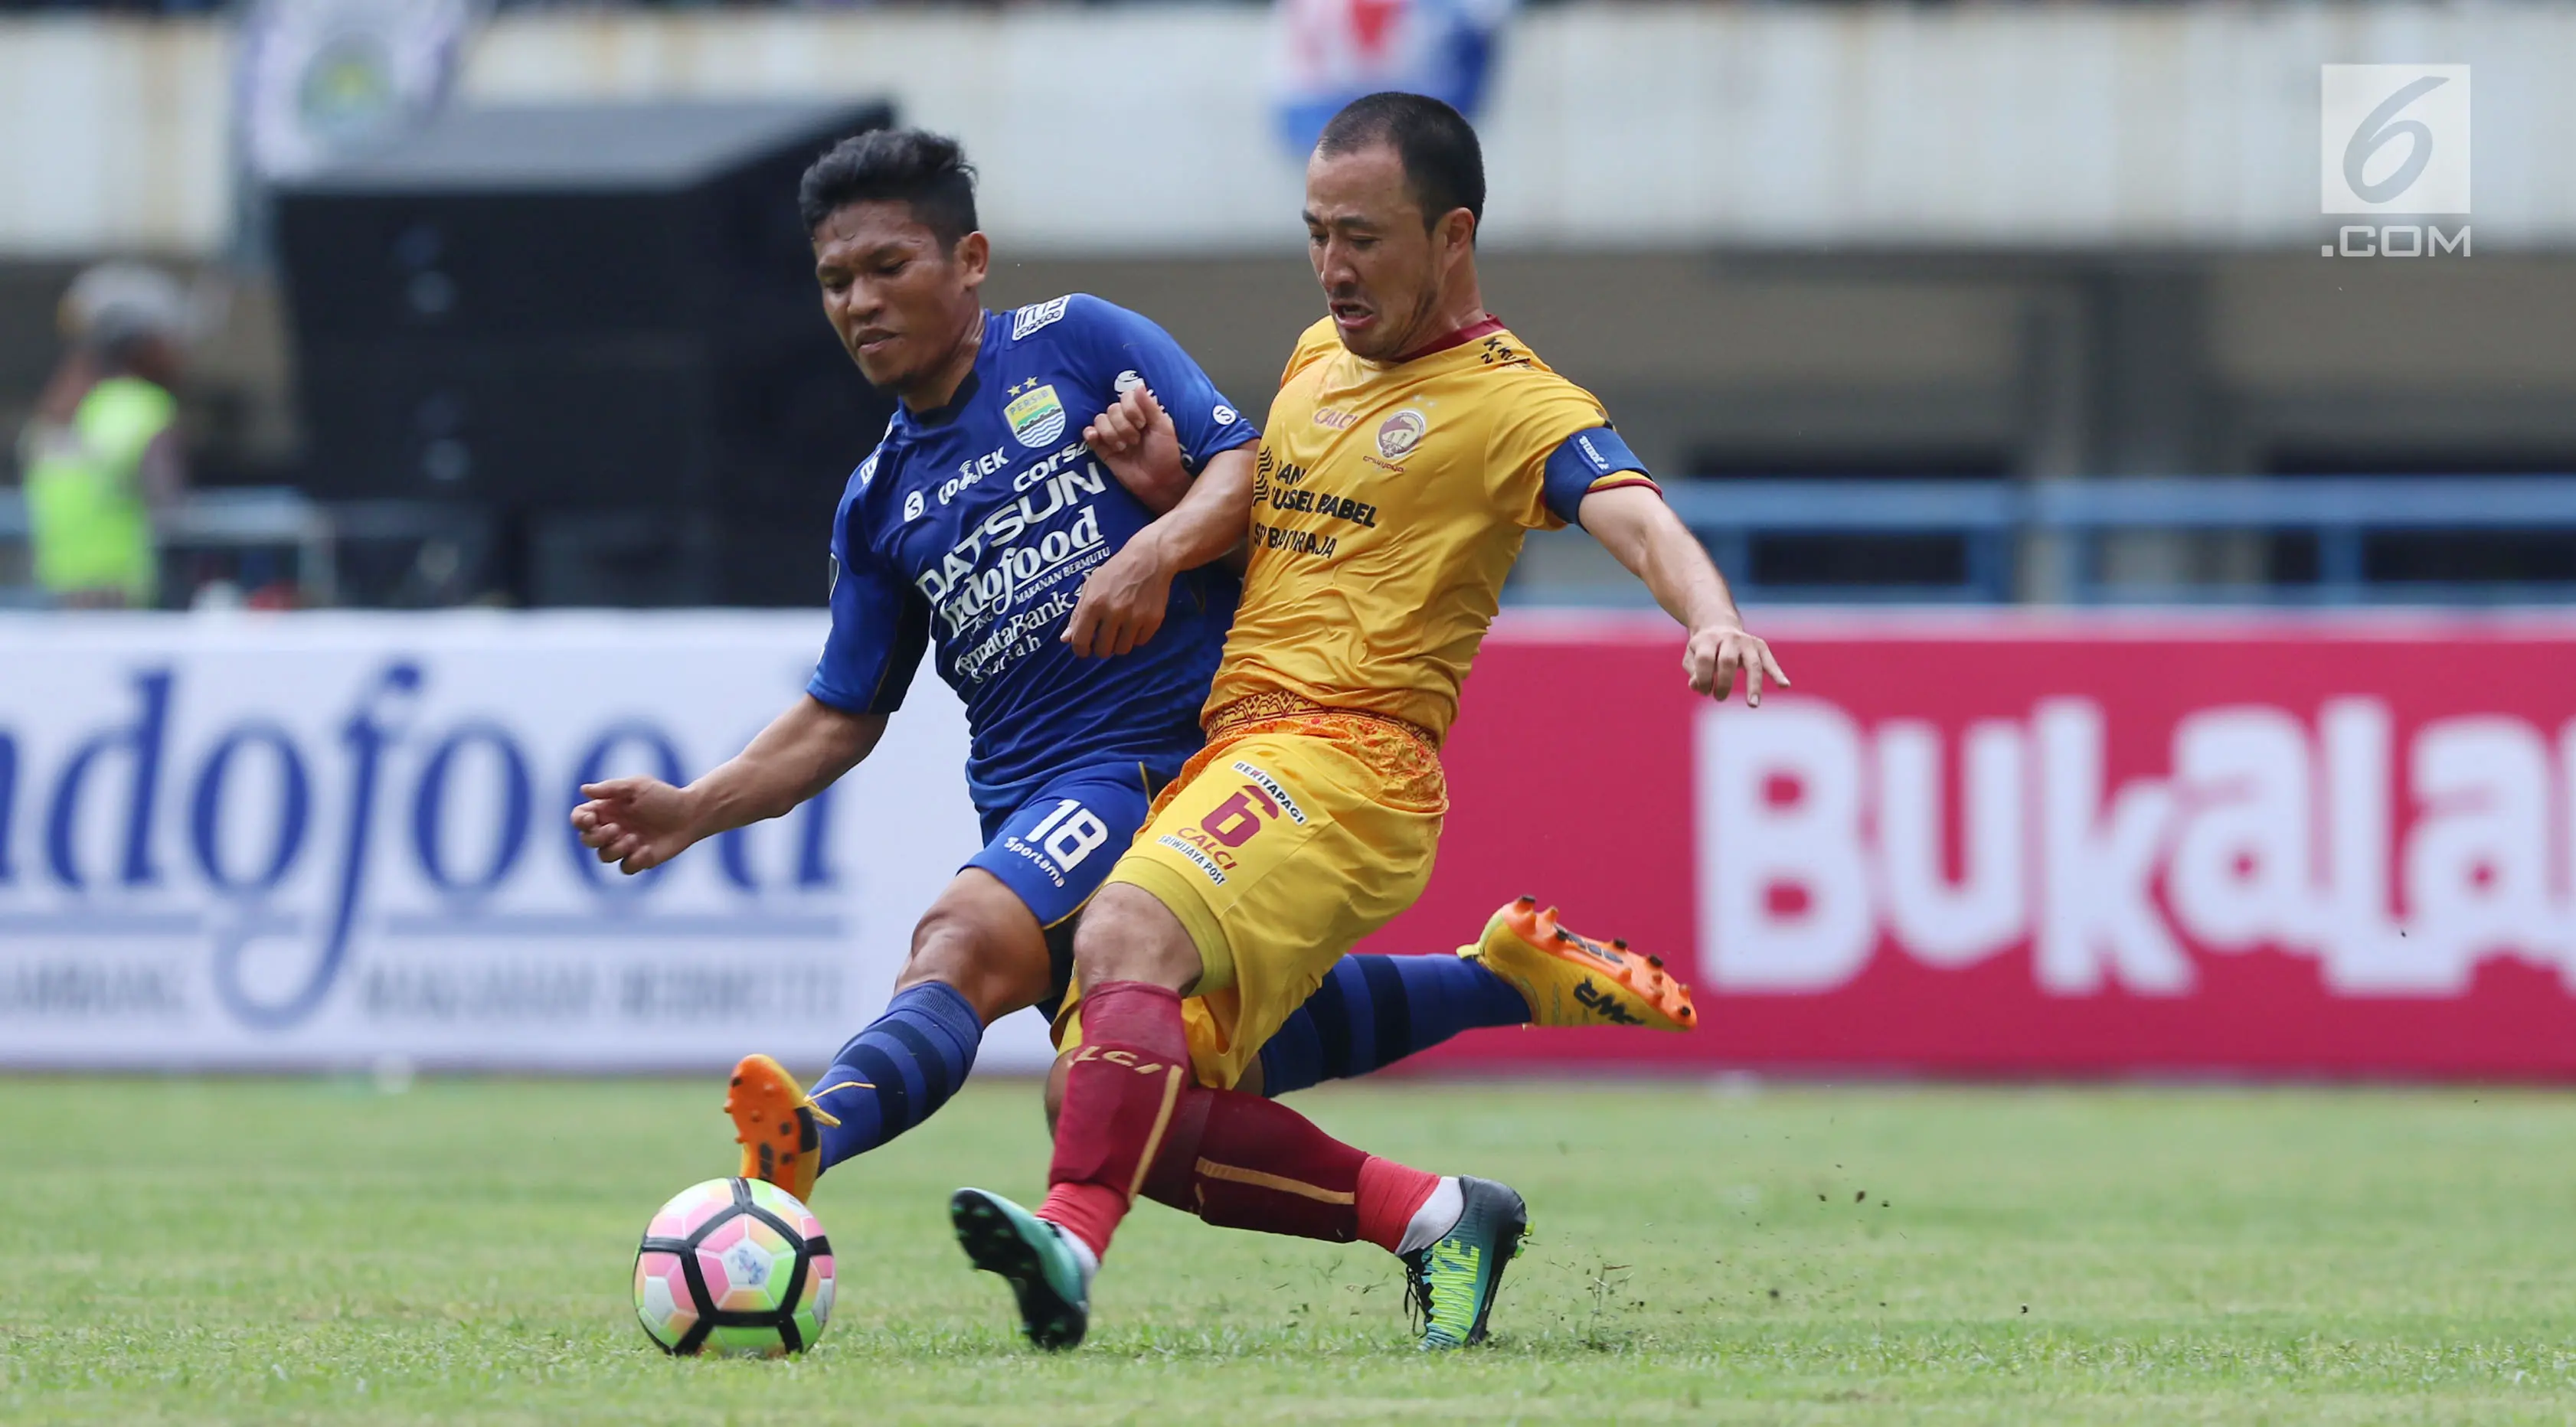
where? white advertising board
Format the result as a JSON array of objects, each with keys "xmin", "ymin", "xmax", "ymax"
[{"xmin": 0, "ymin": 612, "xmax": 1052, "ymax": 1071}]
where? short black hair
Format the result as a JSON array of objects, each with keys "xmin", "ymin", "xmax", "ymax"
[
  {"xmin": 1314, "ymin": 92, "xmax": 1485, "ymax": 233},
  {"xmin": 798, "ymin": 128, "xmax": 979, "ymax": 247}
]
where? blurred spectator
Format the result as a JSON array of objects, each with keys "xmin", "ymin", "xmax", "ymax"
[{"xmin": 11, "ymin": 264, "xmax": 194, "ymax": 608}]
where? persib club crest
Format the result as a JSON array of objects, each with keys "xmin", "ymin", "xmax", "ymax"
[
  {"xmin": 1375, "ymin": 409, "xmax": 1428, "ymax": 460},
  {"xmin": 1005, "ymin": 380, "xmax": 1067, "ymax": 449}
]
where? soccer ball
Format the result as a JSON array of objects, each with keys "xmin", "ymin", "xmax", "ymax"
[{"xmin": 633, "ymin": 1177, "xmax": 836, "ymax": 1357}]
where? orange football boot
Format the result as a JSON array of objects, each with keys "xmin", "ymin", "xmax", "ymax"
[
  {"xmin": 724, "ymin": 1053, "xmax": 839, "ymax": 1203},
  {"xmin": 1460, "ymin": 896, "xmax": 1698, "ymax": 1032}
]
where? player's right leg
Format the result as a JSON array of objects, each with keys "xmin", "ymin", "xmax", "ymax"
[{"xmin": 730, "ymin": 765, "xmax": 1156, "ymax": 1200}]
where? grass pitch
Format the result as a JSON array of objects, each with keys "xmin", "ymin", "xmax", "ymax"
[{"xmin": 3, "ymin": 1077, "xmax": 2574, "ymax": 1424}]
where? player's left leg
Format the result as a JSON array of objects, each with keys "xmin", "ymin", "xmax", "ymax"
[
  {"xmin": 1018, "ymin": 952, "xmax": 1531, "ymax": 1350},
  {"xmin": 1252, "ymin": 898, "xmax": 1698, "ymax": 1096},
  {"xmin": 960, "ymin": 906, "xmax": 1530, "ymax": 1353},
  {"xmin": 1124, "ymin": 1037, "xmax": 1528, "ymax": 1350},
  {"xmin": 956, "ymin": 719, "xmax": 1525, "ymax": 1349}
]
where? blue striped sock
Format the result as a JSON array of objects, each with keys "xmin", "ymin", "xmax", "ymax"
[
  {"xmin": 1255, "ymin": 954, "xmax": 1532, "ymax": 1098},
  {"xmin": 812, "ymin": 981, "xmax": 982, "ymax": 1173}
]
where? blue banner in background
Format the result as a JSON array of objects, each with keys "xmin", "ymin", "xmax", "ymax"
[{"xmin": 1273, "ymin": 0, "xmax": 1515, "ymax": 156}]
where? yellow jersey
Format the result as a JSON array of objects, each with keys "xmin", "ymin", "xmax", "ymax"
[{"xmin": 1207, "ymin": 315, "xmax": 1656, "ymax": 743}]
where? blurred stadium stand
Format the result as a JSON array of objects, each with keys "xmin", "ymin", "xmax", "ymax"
[
  {"xmin": 276, "ymin": 100, "xmax": 897, "ymax": 606},
  {"xmin": 4, "ymin": 4, "xmax": 2572, "ymax": 607}
]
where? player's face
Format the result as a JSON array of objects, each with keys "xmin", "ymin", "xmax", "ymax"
[
  {"xmin": 1303, "ymin": 145, "xmax": 1470, "ymax": 361},
  {"xmin": 812, "ymin": 201, "xmax": 988, "ymax": 393}
]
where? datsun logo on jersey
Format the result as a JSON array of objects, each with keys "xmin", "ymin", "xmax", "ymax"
[{"xmin": 911, "ymin": 460, "xmax": 1110, "ymax": 645}]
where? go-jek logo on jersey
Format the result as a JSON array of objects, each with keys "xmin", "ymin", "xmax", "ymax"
[{"xmin": 0, "ymin": 659, "xmax": 842, "ymax": 1036}]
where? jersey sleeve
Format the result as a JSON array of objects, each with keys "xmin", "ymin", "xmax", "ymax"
[
  {"xmin": 1486, "ymin": 375, "xmax": 1654, "ymax": 531},
  {"xmin": 806, "ymin": 493, "xmax": 930, "ymax": 717},
  {"xmin": 1063, "ymin": 294, "xmax": 1260, "ymax": 471}
]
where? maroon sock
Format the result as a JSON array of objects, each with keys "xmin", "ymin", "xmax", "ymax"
[
  {"xmin": 1038, "ymin": 980, "xmax": 1191, "ymax": 1259},
  {"xmin": 1138, "ymin": 1085, "xmax": 1372, "ymax": 1244}
]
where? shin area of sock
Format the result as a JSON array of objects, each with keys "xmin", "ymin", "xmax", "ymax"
[
  {"xmin": 1354, "ymin": 1155, "xmax": 1443, "ymax": 1255},
  {"xmin": 1141, "ymin": 1086, "xmax": 1370, "ymax": 1244},
  {"xmin": 1035, "ymin": 1182, "xmax": 1126, "ymax": 1261},
  {"xmin": 1043, "ymin": 981, "xmax": 1192, "ymax": 1257}
]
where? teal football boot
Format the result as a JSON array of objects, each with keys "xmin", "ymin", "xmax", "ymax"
[
  {"xmin": 950, "ymin": 1187, "xmax": 1093, "ymax": 1350},
  {"xmin": 1404, "ymin": 1176, "xmax": 1529, "ymax": 1349}
]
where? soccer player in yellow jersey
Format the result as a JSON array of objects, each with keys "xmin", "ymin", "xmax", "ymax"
[{"xmin": 950, "ymin": 93, "xmax": 1788, "ymax": 1352}]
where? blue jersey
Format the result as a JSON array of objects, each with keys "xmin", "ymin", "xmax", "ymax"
[{"xmin": 808, "ymin": 294, "xmax": 1261, "ymax": 820}]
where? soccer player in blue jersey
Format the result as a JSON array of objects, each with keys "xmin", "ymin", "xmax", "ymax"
[{"xmin": 568, "ymin": 129, "xmax": 1695, "ymax": 1204}]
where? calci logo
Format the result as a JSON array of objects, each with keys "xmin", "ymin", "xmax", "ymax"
[
  {"xmin": 2319, "ymin": 64, "xmax": 2471, "ymax": 257},
  {"xmin": 0, "ymin": 632, "xmax": 891, "ymax": 1060},
  {"xmin": 1697, "ymin": 694, "xmax": 2574, "ymax": 998}
]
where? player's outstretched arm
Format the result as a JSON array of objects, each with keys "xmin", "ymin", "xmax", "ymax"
[
  {"xmin": 1580, "ymin": 484, "xmax": 1790, "ymax": 705},
  {"xmin": 569, "ymin": 696, "xmax": 887, "ymax": 874},
  {"xmin": 1063, "ymin": 435, "xmax": 1257, "ymax": 658}
]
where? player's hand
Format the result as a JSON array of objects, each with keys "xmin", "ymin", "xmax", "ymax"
[
  {"xmin": 1084, "ymin": 384, "xmax": 1190, "ymax": 516},
  {"xmin": 1062, "ymin": 534, "xmax": 1175, "ymax": 658},
  {"xmin": 1685, "ymin": 624, "xmax": 1790, "ymax": 705},
  {"xmin": 570, "ymin": 776, "xmax": 702, "ymax": 875}
]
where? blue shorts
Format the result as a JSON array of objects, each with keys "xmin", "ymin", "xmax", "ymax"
[{"xmin": 966, "ymin": 761, "xmax": 1165, "ymax": 1018}]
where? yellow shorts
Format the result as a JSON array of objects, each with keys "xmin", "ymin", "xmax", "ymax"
[{"xmin": 1054, "ymin": 700, "xmax": 1447, "ymax": 1089}]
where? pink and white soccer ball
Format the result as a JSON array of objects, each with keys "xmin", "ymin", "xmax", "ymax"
[{"xmin": 633, "ymin": 1177, "xmax": 835, "ymax": 1357}]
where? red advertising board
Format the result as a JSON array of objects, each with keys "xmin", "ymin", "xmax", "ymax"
[{"xmin": 1371, "ymin": 610, "xmax": 2576, "ymax": 1077}]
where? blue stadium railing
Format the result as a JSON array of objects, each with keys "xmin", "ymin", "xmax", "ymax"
[
  {"xmin": 1657, "ymin": 477, "xmax": 2576, "ymax": 606},
  {"xmin": 5, "ymin": 477, "xmax": 2572, "ymax": 607}
]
